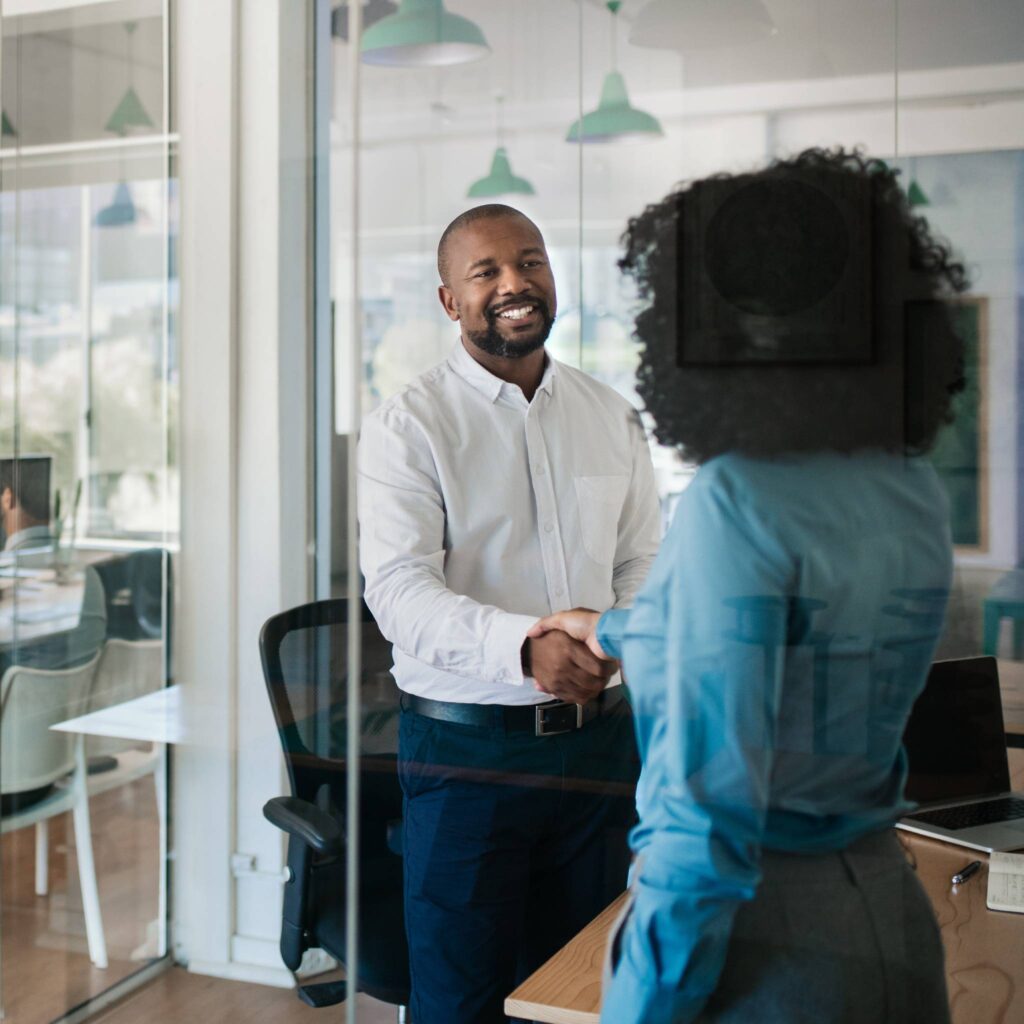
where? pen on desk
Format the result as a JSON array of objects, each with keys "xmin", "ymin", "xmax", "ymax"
[{"xmin": 951, "ymin": 860, "xmax": 982, "ymax": 886}]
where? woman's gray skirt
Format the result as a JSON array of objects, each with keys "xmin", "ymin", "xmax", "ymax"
[{"xmin": 608, "ymin": 829, "xmax": 951, "ymax": 1024}]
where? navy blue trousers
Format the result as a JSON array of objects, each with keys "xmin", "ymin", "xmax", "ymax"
[{"xmin": 398, "ymin": 699, "xmax": 640, "ymax": 1024}]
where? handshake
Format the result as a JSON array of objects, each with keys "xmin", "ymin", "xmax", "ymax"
[{"xmin": 523, "ymin": 608, "xmax": 615, "ymax": 705}]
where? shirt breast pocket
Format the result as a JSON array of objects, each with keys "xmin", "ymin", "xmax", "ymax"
[{"xmin": 574, "ymin": 474, "xmax": 629, "ymax": 565}]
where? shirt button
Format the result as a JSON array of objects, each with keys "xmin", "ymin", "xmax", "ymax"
[
  {"xmin": 535, "ymin": 464, "xmax": 546, "ymax": 476},
  {"xmin": 554, "ymin": 587, "xmax": 564, "ymax": 597},
  {"xmin": 544, "ymin": 522, "xmax": 554, "ymax": 533}
]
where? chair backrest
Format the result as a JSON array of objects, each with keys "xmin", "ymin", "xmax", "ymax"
[
  {"xmin": 259, "ymin": 598, "xmax": 400, "ymax": 807},
  {"xmin": 0, "ymin": 651, "xmax": 101, "ymax": 795},
  {"xmin": 89, "ymin": 638, "xmax": 164, "ymax": 711},
  {"xmin": 86, "ymin": 638, "xmax": 165, "ymax": 758},
  {"xmin": 92, "ymin": 548, "xmax": 170, "ymax": 643}
]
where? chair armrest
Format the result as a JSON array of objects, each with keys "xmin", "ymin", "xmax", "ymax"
[{"xmin": 263, "ymin": 796, "xmax": 343, "ymax": 856}]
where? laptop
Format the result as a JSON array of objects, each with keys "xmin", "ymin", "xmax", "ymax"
[{"xmin": 897, "ymin": 656, "xmax": 1024, "ymax": 853}]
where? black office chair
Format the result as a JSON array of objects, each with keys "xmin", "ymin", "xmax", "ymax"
[
  {"xmin": 91, "ymin": 547, "xmax": 169, "ymax": 642},
  {"xmin": 260, "ymin": 598, "xmax": 411, "ymax": 1016}
]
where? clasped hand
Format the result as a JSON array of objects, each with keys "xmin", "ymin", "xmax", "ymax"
[{"xmin": 525, "ymin": 608, "xmax": 615, "ymax": 705}]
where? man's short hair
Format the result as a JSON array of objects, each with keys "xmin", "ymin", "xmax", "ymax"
[
  {"xmin": 0, "ymin": 456, "xmax": 52, "ymax": 522},
  {"xmin": 437, "ymin": 204, "xmax": 540, "ymax": 286}
]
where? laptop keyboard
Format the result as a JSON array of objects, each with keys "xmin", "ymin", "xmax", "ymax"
[{"xmin": 910, "ymin": 797, "xmax": 1024, "ymax": 831}]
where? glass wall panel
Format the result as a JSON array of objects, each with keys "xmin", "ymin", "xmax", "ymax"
[
  {"xmin": 321, "ymin": 2, "xmax": 1024, "ymax": 1021},
  {"xmin": 0, "ymin": 1, "xmax": 175, "ymax": 1020}
]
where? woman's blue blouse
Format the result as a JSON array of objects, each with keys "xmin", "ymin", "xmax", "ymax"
[{"xmin": 596, "ymin": 452, "xmax": 953, "ymax": 1024}]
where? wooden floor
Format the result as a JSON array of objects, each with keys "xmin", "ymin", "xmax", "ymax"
[
  {"xmin": 90, "ymin": 969, "xmax": 398, "ymax": 1024},
  {"xmin": 1, "ymin": 775, "xmax": 161, "ymax": 1024}
]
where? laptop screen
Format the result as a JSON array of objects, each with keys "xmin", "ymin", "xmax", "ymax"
[{"xmin": 902, "ymin": 656, "xmax": 1010, "ymax": 804}]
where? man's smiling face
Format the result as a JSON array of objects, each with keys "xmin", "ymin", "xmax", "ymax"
[{"xmin": 438, "ymin": 214, "xmax": 557, "ymax": 360}]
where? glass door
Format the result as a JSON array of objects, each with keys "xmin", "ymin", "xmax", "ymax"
[
  {"xmin": 0, "ymin": 1, "xmax": 177, "ymax": 1020},
  {"xmin": 318, "ymin": 2, "xmax": 1024, "ymax": 1020}
]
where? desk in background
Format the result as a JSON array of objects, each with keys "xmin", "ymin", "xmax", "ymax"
[
  {"xmin": 0, "ymin": 568, "xmax": 86, "ymax": 646},
  {"xmin": 509, "ymin": 747, "xmax": 1024, "ymax": 1024}
]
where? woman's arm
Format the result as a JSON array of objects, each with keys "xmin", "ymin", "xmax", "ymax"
[{"xmin": 602, "ymin": 468, "xmax": 791, "ymax": 1024}]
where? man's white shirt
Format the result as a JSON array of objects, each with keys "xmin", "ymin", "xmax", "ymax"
[{"xmin": 358, "ymin": 341, "xmax": 660, "ymax": 706}]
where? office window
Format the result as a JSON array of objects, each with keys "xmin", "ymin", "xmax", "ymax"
[{"xmin": 0, "ymin": 2, "xmax": 175, "ymax": 1019}]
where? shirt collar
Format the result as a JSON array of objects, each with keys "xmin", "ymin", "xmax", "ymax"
[
  {"xmin": 3, "ymin": 524, "xmax": 53, "ymax": 552},
  {"xmin": 448, "ymin": 339, "xmax": 558, "ymax": 403}
]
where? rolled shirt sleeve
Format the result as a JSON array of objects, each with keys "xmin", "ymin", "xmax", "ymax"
[{"xmin": 359, "ymin": 407, "xmax": 537, "ymax": 688}]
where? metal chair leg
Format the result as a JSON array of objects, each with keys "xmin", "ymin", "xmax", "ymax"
[{"xmin": 397, "ymin": 1006, "xmax": 409, "ymax": 1024}]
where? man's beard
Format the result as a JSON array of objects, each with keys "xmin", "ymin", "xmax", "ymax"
[{"xmin": 465, "ymin": 299, "xmax": 555, "ymax": 359}]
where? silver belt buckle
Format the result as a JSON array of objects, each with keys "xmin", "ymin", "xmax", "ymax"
[{"xmin": 535, "ymin": 700, "xmax": 584, "ymax": 737}]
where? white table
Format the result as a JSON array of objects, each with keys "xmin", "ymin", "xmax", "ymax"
[
  {"xmin": 52, "ymin": 683, "xmax": 225, "ymax": 749},
  {"xmin": 50, "ymin": 687, "xmax": 215, "ymax": 963}
]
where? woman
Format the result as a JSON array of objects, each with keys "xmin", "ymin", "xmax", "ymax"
[{"xmin": 531, "ymin": 149, "xmax": 966, "ymax": 1024}]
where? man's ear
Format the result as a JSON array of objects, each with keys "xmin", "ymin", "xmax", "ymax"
[
  {"xmin": 438, "ymin": 285, "xmax": 460, "ymax": 323},
  {"xmin": 0, "ymin": 487, "xmax": 12, "ymax": 514}
]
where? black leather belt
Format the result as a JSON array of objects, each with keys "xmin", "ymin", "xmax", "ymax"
[{"xmin": 401, "ymin": 686, "xmax": 626, "ymax": 737}]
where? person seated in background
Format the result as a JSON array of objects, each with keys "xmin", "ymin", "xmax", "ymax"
[
  {"xmin": 0, "ymin": 457, "xmax": 105, "ymax": 677},
  {"xmin": 531, "ymin": 148, "xmax": 967, "ymax": 1024},
  {"xmin": 1, "ymin": 456, "xmax": 56, "ymax": 558}
]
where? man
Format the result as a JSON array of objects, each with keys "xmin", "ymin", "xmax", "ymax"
[
  {"xmin": 1, "ymin": 456, "xmax": 55, "ymax": 557},
  {"xmin": 358, "ymin": 204, "xmax": 660, "ymax": 1024},
  {"xmin": 0, "ymin": 457, "xmax": 106, "ymax": 679}
]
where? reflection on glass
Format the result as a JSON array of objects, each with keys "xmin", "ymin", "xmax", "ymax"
[
  {"xmin": 1, "ymin": 2, "xmax": 174, "ymax": 1020},
  {"xmin": 320, "ymin": 1, "xmax": 1024, "ymax": 1021}
]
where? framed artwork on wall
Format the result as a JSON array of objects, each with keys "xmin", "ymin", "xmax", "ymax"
[{"xmin": 929, "ymin": 295, "xmax": 988, "ymax": 554}]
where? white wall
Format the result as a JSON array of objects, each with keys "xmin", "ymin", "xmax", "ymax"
[{"xmin": 174, "ymin": 0, "xmax": 311, "ymax": 986}]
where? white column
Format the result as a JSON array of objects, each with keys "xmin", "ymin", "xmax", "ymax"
[
  {"xmin": 174, "ymin": 0, "xmax": 313, "ymax": 983},
  {"xmin": 173, "ymin": 0, "xmax": 240, "ymax": 977}
]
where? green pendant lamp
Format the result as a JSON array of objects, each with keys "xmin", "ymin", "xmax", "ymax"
[
  {"xmin": 1, "ymin": 110, "xmax": 16, "ymax": 139},
  {"xmin": 103, "ymin": 24, "xmax": 154, "ymax": 134},
  {"xmin": 467, "ymin": 96, "xmax": 535, "ymax": 198},
  {"xmin": 468, "ymin": 147, "xmax": 535, "ymax": 198},
  {"xmin": 104, "ymin": 86, "xmax": 154, "ymax": 134},
  {"xmin": 360, "ymin": 0, "xmax": 490, "ymax": 67},
  {"xmin": 909, "ymin": 180, "xmax": 933, "ymax": 205},
  {"xmin": 96, "ymin": 23, "xmax": 150, "ymax": 228},
  {"xmin": 567, "ymin": 3, "xmax": 663, "ymax": 144},
  {"xmin": 95, "ymin": 182, "xmax": 138, "ymax": 228}
]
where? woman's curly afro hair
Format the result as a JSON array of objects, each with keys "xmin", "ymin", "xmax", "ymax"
[{"xmin": 619, "ymin": 147, "xmax": 968, "ymax": 463}]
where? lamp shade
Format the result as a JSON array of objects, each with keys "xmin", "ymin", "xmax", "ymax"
[
  {"xmin": 467, "ymin": 147, "xmax": 535, "ymax": 198},
  {"xmin": 95, "ymin": 182, "xmax": 137, "ymax": 228},
  {"xmin": 104, "ymin": 86, "xmax": 154, "ymax": 134},
  {"xmin": 629, "ymin": 0, "xmax": 775, "ymax": 52},
  {"xmin": 360, "ymin": 0, "xmax": 490, "ymax": 67},
  {"xmin": 907, "ymin": 180, "xmax": 930, "ymax": 207},
  {"xmin": 566, "ymin": 71, "xmax": 663, "ymax": 144}
]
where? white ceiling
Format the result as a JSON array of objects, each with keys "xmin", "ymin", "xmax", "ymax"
[{"xmin": 338, "ymin": 0, "xmax": 1024, "ymax": 121}]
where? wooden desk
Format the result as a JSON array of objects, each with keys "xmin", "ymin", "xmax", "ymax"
[
  {"xmin": 508, "ymin": 748, "xmax": 1024, "ymax": 1024},
  {"xmin": 506, "ymin": 894, "xmax": 626, "ymax": 1024}
]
